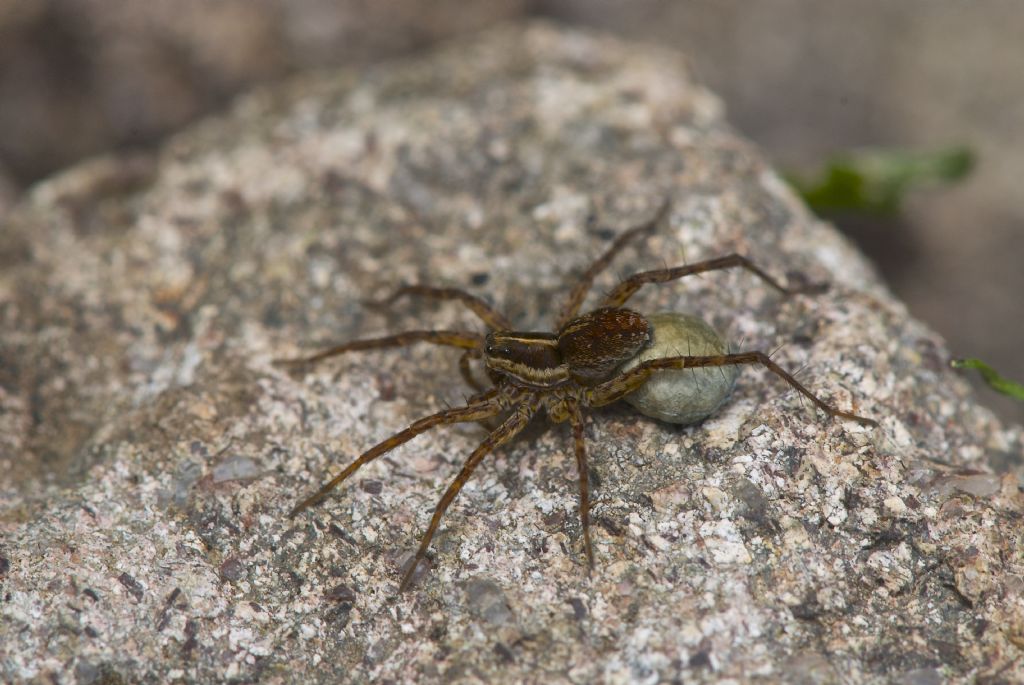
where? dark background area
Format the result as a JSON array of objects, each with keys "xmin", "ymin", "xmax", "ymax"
[{"xmin": 1, "ymin": 0, "xmax": 1021, "ymax": 424}]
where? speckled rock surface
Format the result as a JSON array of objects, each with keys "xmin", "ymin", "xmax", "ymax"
[{"xmin": 1, "ymin": 22, "xmax": 1022, "ymax": 684}]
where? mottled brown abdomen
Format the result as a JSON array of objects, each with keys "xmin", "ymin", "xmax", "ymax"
[{"xmin": 558, "ymin": 307, "xmax": 652, "ymax": 386}]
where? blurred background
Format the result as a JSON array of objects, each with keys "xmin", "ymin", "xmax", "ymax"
[{"xmin": 1, "ymin": 0, "xmax": 1021, "ymax": 424}]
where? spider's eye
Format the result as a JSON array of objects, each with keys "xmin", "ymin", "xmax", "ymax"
[{"xmin": 486, "ymin": 344, "xmax": 511, "ymax": 358}]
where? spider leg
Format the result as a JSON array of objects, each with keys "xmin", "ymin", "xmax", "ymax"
[
  {"xmin": 458, "ymin": 348, "xmax": 487, "ymax": 393},
  {"xmin": 567, "ymin": 402, "xmax": 594, "ymax": 568},
  {"xmin": 289, "ymin": 387, "xmax": 510, "ymax": 517},
  {"xmin": 557, "ymin": 198, "xmax": 670, "ymax": 328},
  {"xmin": 601, "ymin": 254, "xmax": 828, "ymax": 309},
  {"xmin": 586, "ymin": 351, "xmax": 877, "ymax": 426},
  {"xmin": 273, "ymin": 330, "xmax": 482, "ymax": 369},
  {"xmin": 372, "ymin": 285, "xmax": 512, "ymax": 331},
  {"xmin": 399, "ymin": 397, "xmax": 539, "ymax": 592}
]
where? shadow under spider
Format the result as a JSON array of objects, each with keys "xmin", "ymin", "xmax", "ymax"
[{"xmin": 275, "ymin": 198, "xmax": 877, "ymax": 592}]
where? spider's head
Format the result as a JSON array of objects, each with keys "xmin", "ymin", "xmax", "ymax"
[{"xmin": 483, "ymin": 331, "xmax": 570, "ymax": 388}]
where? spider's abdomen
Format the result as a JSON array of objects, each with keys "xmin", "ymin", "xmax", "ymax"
[{"xmin": 558, "ymin": 307, "xmax": 652, "ymax": 386}]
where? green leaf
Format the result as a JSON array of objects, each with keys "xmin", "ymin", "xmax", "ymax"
[
  {"xmin": 790, "ymin": 146, "xmax": 975, "ymax": 215},
  {"xmin": 950, "ymin": 358, "xmax": 1024, "ymax": 401}
]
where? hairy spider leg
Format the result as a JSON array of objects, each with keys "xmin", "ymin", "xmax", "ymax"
[
  {"xmin": 273, "ymin": 330, "xmax": 482, "ymax": 368},
  {"xmin": 289, "ymin": 387, "xmax": 508, "ymax": 517},
  {"xmin": 586, "ymin": 351, "xmax": 877, "ymax": 426},
  {"xmin": 601, "ymin": 254, "xmax": 828, "ymax": 309},
  {"xmin": 557, "ymin": 198, "xmax": 671, "ymax": 329},
  {"xmin": 400, "ymin": 397, "xmax": 539, "ymax": 591},
  {"xmin": 567, "ymin": 402, "xmax": 595, "ymax": 568},
  {"xmin": 372, "ymin": 284, "xmax": 513, "ymax": 331}
]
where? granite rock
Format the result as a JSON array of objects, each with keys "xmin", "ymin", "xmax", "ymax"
[{"xmin": 1, "ymin": 22, "xmax": 1022, "ymax": 684}]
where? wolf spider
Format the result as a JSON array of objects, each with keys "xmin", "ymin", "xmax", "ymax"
[{"xmin": 278, "ymin": 200, "xmax": 876, "ymax": 591}]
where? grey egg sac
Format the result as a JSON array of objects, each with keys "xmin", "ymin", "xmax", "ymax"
[{"xmin": 619, "ymin": 312, "xmax": 738, "ymax": 424}]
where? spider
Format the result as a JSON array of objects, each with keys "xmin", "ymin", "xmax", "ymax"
[{"xmin": 277, "ymin": 200, "xmax": 876, "ymax": 591}]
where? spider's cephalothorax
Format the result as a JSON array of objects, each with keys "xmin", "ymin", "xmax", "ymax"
[
  {"xmin": 484, "ymin": 307, "xmax": 651, "ymax": 388},
  {"xmin": 277, "ymin": 200, "xmax": 876, "ymax": 592}
]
